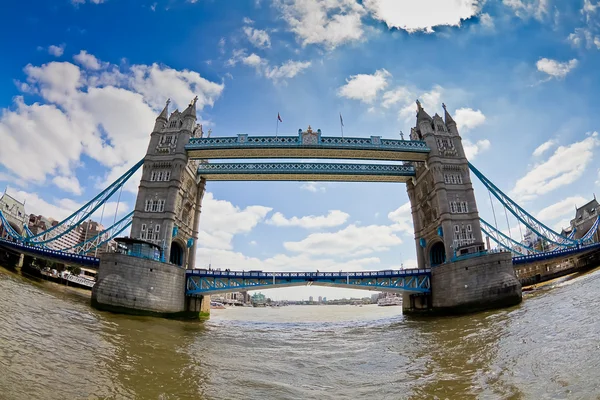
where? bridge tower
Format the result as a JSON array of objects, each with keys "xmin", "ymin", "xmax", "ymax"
[
  {"xmin": 131, "ymin": 98, "xmax": 206, "ymax": 270},
  {"xmin": 404, "ymin": 101, "xmax": 521, "ymax": 314},
  {"xmin": 407, "ymin": 101, "xmax": 484, "ymax": 269}
]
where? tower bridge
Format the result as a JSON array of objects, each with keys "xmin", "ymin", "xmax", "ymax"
[{"xmin": 1, "ymin": 97, "xmax": 599, "ymax": 319}]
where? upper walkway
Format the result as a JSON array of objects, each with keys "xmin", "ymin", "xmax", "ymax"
[
  {"xmin": 196, "ymin": 162, "xmax": 416, "ymax": 182},
  {"xmin": 185, "ymin": 129, "xmax": 430, "ymax": 162}
]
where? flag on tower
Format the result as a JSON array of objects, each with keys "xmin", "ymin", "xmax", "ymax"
[
  {"xmin": 339, "ymin": 113, "xmax": 344, "ymax": 127},
  {"xmin": 277, "ymin": 113, "xmax": 283, "ymax": 122}
]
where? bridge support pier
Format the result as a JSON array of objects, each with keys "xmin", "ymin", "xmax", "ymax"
[
  {"xmin": 404, "ymin": 252, "xmax": 522, "ymax": 315},
  {"xmin": 91, "ymin": 253, "xmax": 206, "ymax": 320}
]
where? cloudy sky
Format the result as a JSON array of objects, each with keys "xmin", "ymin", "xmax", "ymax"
[{"xmin": 1, "ymin": 0, "xmax": 599, "ymax": 300}]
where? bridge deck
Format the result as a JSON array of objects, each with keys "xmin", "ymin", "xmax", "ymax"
[
  {"xmin": 186, "ymin": 135, "xmax": 430, "ymax": 161},
  {"xmin": 0, "ymin": 238, "xmax": 100, "ymax": 267},
  {"xmin": 196, "ymin": 162, "xmax": 415, "ymax": 182},
  {"xmin": 186, "ymin": 268, "xmax": 432, "ymax": 295}
]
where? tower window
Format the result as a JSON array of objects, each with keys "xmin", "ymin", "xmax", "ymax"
[{"xmin": 155, "ymin": 224, "xmax": 160, "ymax": 232}]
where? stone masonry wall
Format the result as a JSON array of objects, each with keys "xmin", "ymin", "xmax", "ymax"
[
  {"xmin": 92, "ymin": 252, "xmax": 186, "ymax": 315},
  {"xmin": 431, "ymin": 252, "xmax": 522, "ymax": 313}
]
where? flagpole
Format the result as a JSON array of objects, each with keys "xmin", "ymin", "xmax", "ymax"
[
  {"xmin": 276, "ymin": 115, "xmax": 279, "ymax": 138},
  {"xmin": 339, "ymin": 113, "xmax": 344, "ymax": 138}
]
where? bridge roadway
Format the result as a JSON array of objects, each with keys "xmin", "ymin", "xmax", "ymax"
[
  {"xmin": 185, "ymin": 268, "xmax": 431, "ymax": 296},
  {"xmin": 0, "ymin": 238, "xmax": 100, "ymax": 267}
]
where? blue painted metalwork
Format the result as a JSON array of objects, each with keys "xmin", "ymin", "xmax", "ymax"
[
  {"xmin": 480, "ymin": 218, "xmax": 539, "ymax": 256},
  {"xmin": 59, "ymin": 211, "xmax": 133, "ymax": 254},
  {"xmin": 512, "ymin": 242, "xmax": 600, "ymax": 264},
  {"xmin": 469, "ymin": 163, "xmax": 578, "ymax": 247},
  {"xmin": 0, "ymin": 238, "xmax": 100, "ymax": 267},
  {"xmin": 0, "ymin": 160, "xmax": 143, "ymax": 246},
  {"xmin": 186, "ymin": 132, "xmax": 430, "ymax": 161},
  {"xmin": 196, "ymin": 162, "xmax": 415, "ymax": 181},
  {"xmin": 188, "ymin": 134, "xmax": 428, "ymax": 151},
  {"xmin": 185, "ymin": 269, "xmax": 431, "ymax": 296}
]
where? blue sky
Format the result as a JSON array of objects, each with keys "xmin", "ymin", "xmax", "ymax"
[{"xmin": 1, "ymin": 0, "xmax": 600, "ymax": 300}]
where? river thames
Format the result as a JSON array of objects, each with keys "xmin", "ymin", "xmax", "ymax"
[{"xmin": 1, "ymin": 266, "xmax": 600, "ymax": 399}]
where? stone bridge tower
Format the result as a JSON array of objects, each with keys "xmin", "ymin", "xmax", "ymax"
[
  {"xmin": 130, "ymin": 98, "xmax": 206, "ymax": 270},
  {"xmin": 406, "ymin": 101, "xmax": 485, "ymax": 269}
]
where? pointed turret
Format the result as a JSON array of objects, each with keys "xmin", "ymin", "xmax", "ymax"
[
  {"xmin": 442, "ymin": 103, "xmax": 455, "ymax": 125},
  {"xmin": 442, "ymin": 102, "xmax": 459, "ymax": 136},
  {"xmin": 153, "ymin": 98, "xmax": 170, "ymax": 132},
  {"xmin": 182, "ymin": 96, "xmax": 198, "ymax": 118},
  {"xmin": 416, "ymin": 99, "xmax": 432, "ymax": 123}
]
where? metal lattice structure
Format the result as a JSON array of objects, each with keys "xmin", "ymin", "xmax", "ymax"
[
  {"xmin": 1, "ymin": 160, "xmax": 142, "ymax": 245},
  {"xmin": 59, "ymin": 211, "xmax": 133, "ymax": 254},
  {"xmin": 469, "ymin": 162, "xmax": 578, "ymax": 247},
  {"xmin": 0, "ymin": 238, "xmax": 100, "ymax": 267},
  {"xmin": 197, "ymin": 162, "xmax": 416, "ymax": 182},
  {"xmin": 480, "ymin": 218, "xmax": 539, "ymax": 256},
  {"xmin": 186, "ymin": 269, "xmax": 431, "ymax": 296},
  {"xmin": 186, "ymin": 131, "xmax": 430, "ymax": 161}
]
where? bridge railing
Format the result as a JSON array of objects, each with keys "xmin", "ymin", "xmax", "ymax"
[
  {"xmin": 186, "ymin": 269, "xmax": 431, "ymax": 278},
  {"xmin": 512, "ymin": 242, "xmax": 600, "ymax": 264}
]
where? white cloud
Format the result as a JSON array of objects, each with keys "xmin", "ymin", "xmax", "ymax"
[
  {"xmin": 52, "ymin": 175, "xmax": 83, "ymax": 196},
  {"xmin": 503, "ymin": 0, "xmax": 549, "ymax": 21},
  {"xmin": 73, "ymin": 50, "xmax": 103, "ymax": 70},
  {"xmin": 381, "ymin": 86, "xmax": 411, "ymax": 108},
  {"xmin": 300, "ymin": 182, "xmax": 326, "ymax": 192},
  {"xmin": 284, "ymin": 224, "xmax": 402, "ymax": 257},
  {"xmin": 129, "ymin": 63, "xmax": 224, "ymax": 110},
  {"xmin": 0, "ymin": 54, "xmax": 224, "ymax": 192},
  {"xmin": 243, "ymin": 17, "xmax": 255, "ymax": 24},
  {"xmin": 532, "ymin": 139, "xmax": 556, "ymax": 157},
  {"xmin": 243, "ymin": 26, "xmax": 271, "ymax": 48},
  {"xmin": 277, "ymin": 0, "xmax": 366, "ymax": 49},
  {"xmin": 197, "ymin": 192, "xmax": 272, "ymax": 250},
  {"xmin": 264, "ymin": 60, "xmax": 311, "ymax": 81},
  {"xmin": 536, "ymin": 196, "xmax": 589, "ymax": 222},
  {"xmin": 150, "ymin": 2, "xmax": 157, "ymax": 11},
  {"xmin": 387, "ymin": 202, "xmax": 413, "ymax": 235},
  {"xmin": 338, "ymin": 69, "xmax": 390, "ymax": 103},
  {"xmin": 536, "ymin": 58, "xmax": 578, "ymax": 79},
  {"xmin": 398, "ymin": 85, "xmax": 444, "ymax": 121},
  {"xmin": 48, "ymin": 44, "xmax": 65, "ymax": 57},
  {"xmin": 266, "ymin": 210, "xmax": 350, "ymax": 229},
  {"xmin": 479, "ymin": 13, "xmax": 495, "ymax": 30},
  {"xmin": 242, "ymin": 53, "xmax": 265, "ymax": 68},
  {"xmin": 228, "ymin": 50, "xmax": 310, "ymax": 82},
  {"xmin": 6, "ymin": 187, "xmax": 126, "ymax": 222},
  {"xmin": 453, "ymin": 108, "xmax": 486, "ymax": 133},
  {"xmin": 363, "ymin": 0, "xmax": 482, "ymax": 33},
  {"xmin": 511, "ymin": 133, "xmax": 600, "ymax": 201},
  {"xmin": 72, "ymin": 0, "xmax": 105, "ymax": 5},
  {"xmin": 463, "ymin": 139, "xmax": 491, "ymax": 160}
]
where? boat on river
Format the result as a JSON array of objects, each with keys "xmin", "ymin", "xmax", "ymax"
[
  {"xmin": 377, "ymin": 296, "xmax": 402, "ymax": 307},
  {"xmin": 210, "ymin": 301, "xmax": 226, "ymax": 309}
]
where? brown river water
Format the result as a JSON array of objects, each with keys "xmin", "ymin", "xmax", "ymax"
[{"xmin": 1, "ymin": 265, "xmax": 600, "ymax": 400}]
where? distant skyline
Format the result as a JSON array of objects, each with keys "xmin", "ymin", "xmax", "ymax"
[{"xmin": 1, "ymin": 0, "xmax": 600, "ymax": 299}]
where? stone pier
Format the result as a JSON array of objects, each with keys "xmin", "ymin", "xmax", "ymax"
[
  {"xmin": 91, "ymin": 252, "xmax": 209, "ymax": 320},
  {"xmin": 403, "ymin": 252, "xmax": 522, "ymax": 315}
]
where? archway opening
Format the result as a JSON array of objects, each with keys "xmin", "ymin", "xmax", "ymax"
[
  {"xmin": 170, "ymin": 241, "xmax": 184, "ymax": 266},
  {"xmin": 430, "ymin": 241, "xmax": 446, "ymax": 266}
]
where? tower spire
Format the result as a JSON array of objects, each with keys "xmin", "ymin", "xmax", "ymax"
[
  {"xmin": 416, "ymin": 99, "xmax": 432, "ymax": 123},
  {"xmin": 157, "ymin": 98, "xmax": 170, "ymax": 120},
  {"xmin": 442, "ymin": 103, "xmax": 455, "ymax": 125},
  {"xmin": 182, "ymin": 96, "xmax": 198, "ymax": 118}
]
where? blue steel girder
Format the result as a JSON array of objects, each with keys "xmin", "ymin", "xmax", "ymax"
[
  {"xmin": 468, "ymin": 162, "xmax": 577, "ymax": 247},
  {"xmin": 185, "ymin": 269, "xmax": 431, "ymax": 296},
  {"xmin": 480, "ymin": 218, "xmax": 539, "ymax": 256},
  {"xmin": 0, "ymin": 238, "xmax": 100, "ymax": 267},
  {"xmin": 0, "ymin": 160, "xmax": 143, "ymax": 246},
  {"xmin": 58, "ymin": 211, "xmax": 133, "ymax": 254},
  {"xmin": 196, "ymin": 162, "xmax": 416, "ymax": 182},
  {"xmin": 185, "ymin": 133, "xmax": 430, "ymax": 162}
]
